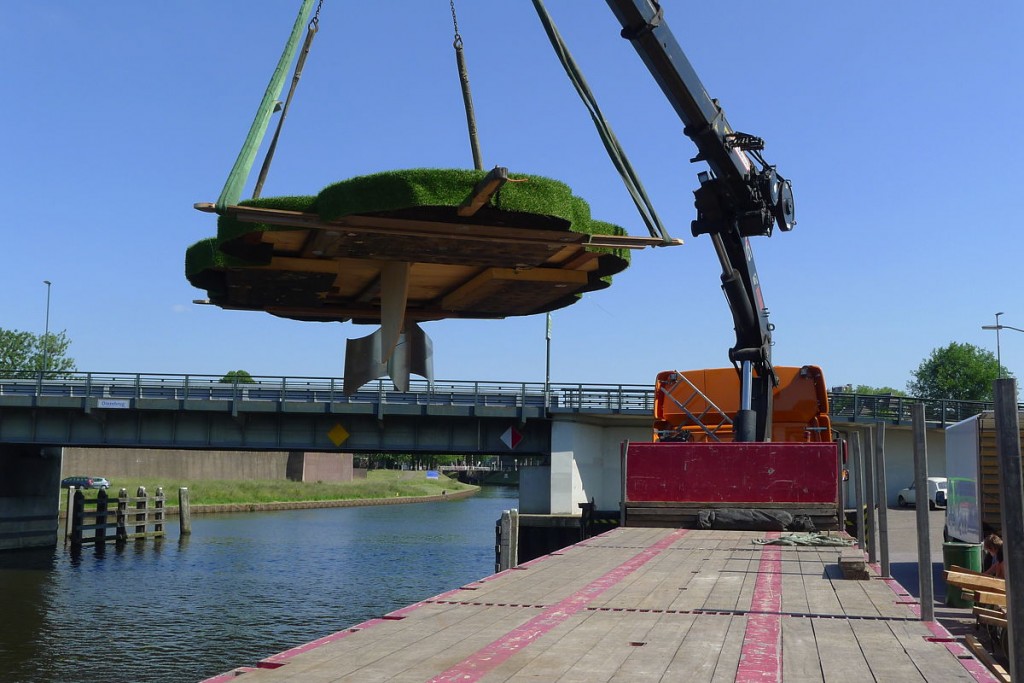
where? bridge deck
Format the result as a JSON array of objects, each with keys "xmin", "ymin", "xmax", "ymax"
[{"xmin": 204, "ymin": 528, "xmax": 994, "ymax": 682}]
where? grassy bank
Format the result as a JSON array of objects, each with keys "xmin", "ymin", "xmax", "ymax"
[{"xmin": 59, "ymin": 470, "xmax": 475, "ymax": 510}]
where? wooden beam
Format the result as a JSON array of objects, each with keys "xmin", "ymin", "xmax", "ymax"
[
  {"xmin": 973, "ymin": 590, "xmax": 1008, "ymax": 607},
  {"xmin": 194, "ymin": 202, "xmax": 682, "ymax": 251},
  {"xmin": 973, "ymin": 606, "xmax": 1008, "ymax": 628},
  {"xmin": 944, "ymin": 569, "xmax": 1006, "ymax": 593},
  {"xmin": 457, "ymin": 166, "xmax": 508, "ymax": 217},
  {"xmin": 965, "ymin": 635, "xmax": 1011, "ymax": 683}
]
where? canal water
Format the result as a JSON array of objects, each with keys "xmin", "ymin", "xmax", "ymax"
[{"xmin": 0, "ymin": 487, "xmax": 519, "ymax": 683}]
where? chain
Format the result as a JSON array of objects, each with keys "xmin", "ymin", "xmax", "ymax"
[
  {"xmin": 450, "ymin": 0, "xmax": 462, "ymax": 48},
  {"xmin": 309, "ymin": 0, "xmax": 324, "ymax": 31}
]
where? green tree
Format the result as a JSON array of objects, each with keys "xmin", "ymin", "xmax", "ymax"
[
  {"xmin": 0, "ymin": 327, "xmax": 76, "ymax": 378},
  {"xmin": 852, "ymin": 385, "xmax": 907, "ymax": 396},
  {"xmin": 907, "ymin": 342, "xmax": 1011, "ymax": 401},
  {"xmin": 219, "ymin": 370, "xmax": 254, "ymax": 383}
]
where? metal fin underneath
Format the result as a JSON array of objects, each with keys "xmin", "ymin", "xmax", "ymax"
[{"xmin": 343, "ymin": 322, "xmax": 433, "ymax": 395}]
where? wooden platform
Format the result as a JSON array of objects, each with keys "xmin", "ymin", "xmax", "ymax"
[{"xmin": 203, "ymin": 528, "xmax": 997, "ymax": 682}]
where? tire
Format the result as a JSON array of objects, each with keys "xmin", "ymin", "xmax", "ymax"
[
  {"xmin": 897, "ymin": 496, "xmax": 906, "ymax": 508},
  {"xmin": 929, "ymin": 500, "xmax": 937, "ymax": 511}
]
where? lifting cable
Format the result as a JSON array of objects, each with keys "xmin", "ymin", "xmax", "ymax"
[
  {"xmin": 530, "ymin": 0, "xmax": 673, "ymax": 244},
  {"xmin": 252, "ymin": 0, "xmax": 325, "ymax": 199},
  {"xmin": 216, "ymin": 0, "xmax": 319, "ymax": 212},
  {"xmin": 450, "ymin": 0, "xmax": 484, "ymax": 171}
]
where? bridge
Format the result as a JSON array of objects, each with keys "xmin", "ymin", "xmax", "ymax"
[
  {"xmin": 1, "ymin": 372, "xmax": 1018, "ymax": 552},
  {"xmin": 0, "ymin": 372, "xmax": 1005, "ymax": 451}
]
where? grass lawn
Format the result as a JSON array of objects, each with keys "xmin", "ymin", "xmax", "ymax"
[{"xmin": 59, "ymin": 470, "xmax": 474, "ymax": 510}]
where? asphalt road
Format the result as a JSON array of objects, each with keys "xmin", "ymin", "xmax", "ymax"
[{"xmin": 862, "ymin": 505, "xmax": 975, "ymax": 616}]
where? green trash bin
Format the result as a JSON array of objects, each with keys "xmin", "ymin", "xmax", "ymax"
[{"xmin": 943, "ymin": 542, "xmax": 982, "ymax": 607}]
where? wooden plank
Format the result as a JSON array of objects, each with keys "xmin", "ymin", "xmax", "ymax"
[
  {"xmin": 974, "ymin": 590, "xmax": 1008, "ymax": 607},
  {"xmin": 440, "ymin": 267, "xmax": 587, "ymax": 311},
  {"xmin": 849, "ymin": 619, "xmax": 926, "ymax": 681},
  {"xmin": 781, "ymin": 616, "xmax": 824, "ymax": 681},
  {"xmin": 781, "ymin": 550, "xmax": 811, "ymax": 615},
  {"xmin": 974, "ymin": 609, "xmax": 1008, "ymax": 628},
  {"xmin": 457, "ymin": 166, "xmax": 508, "ymax": 217},
  {"xmin": 662, "ymin": 613, "xmax": 735, "ymax": 683},
  {"xmin": 708, "ymin": 614, "xmax": 747, "ymax": 683},
  {"xmin": 800, "ymin": 550, "xmax": 844, "ymax": 617},
  {"xmin": 886, "ymin": 620, "xmax": 978, "ymax": 682},
  {"xmin": 965, "ymin": 634, "xmax": 1012, "ymax": 683},
  {"xmin": 811, "ymin": 619, "xmax": 873, "ymax": 682},
  {"xmin": 198, "ymin": 202, "xmax": 682, "ymax": 251},
  {"xmin": 608, "ymin": 613, "xmax": 698, "ymax": 682},
  {"xmin": 498, "ymin": 610, "xmax": 620, "ymax": 682},
  {"xmin": 944, "ymin": 569, "xmax": 1006, "ymax": 593}
]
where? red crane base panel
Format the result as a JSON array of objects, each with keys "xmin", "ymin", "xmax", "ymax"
[{"xmin": 624, "ymin": 442, "xmax": 839, "ymax": 505}]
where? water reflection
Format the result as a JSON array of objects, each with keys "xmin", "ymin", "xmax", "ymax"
[{"xmin": 0, "ymin": 486, "xmax": 518, "ymax": 683}]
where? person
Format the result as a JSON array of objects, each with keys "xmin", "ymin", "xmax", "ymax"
[{"xmin": 983, "ymin": 534, "xmax": 1004, "ymax": 579}]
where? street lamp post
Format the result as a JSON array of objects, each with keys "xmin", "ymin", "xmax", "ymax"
[
  {"xmin": 42, "ymin": 280, "xmax": 52, "ymax": 379},
  {"xmin": 544, "ymin": 312, "xmax": 552, "ymax": 409},
  {"xmin": 983, "ymin": 312, "xmax": 1024, "ymax": 378}
]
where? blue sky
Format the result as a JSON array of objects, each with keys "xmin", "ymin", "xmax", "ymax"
[{"xmin": 2, "ymin": 2, "xmax": 1021, "ymax": 390}]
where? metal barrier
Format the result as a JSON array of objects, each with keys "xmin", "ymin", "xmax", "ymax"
[{"xmin": 3, "ymin": 372, "xmax": 1021, "ymax": 426}]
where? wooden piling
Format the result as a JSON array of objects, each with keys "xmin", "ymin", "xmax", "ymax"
[
  {"xmin": 155, "ymin": 486, "xmax": 164, "ymax": 535},
  {"xmin": 70, "ymin": 489, "xmax": 84, "ymax": 547},
  {"xmin": 179, "ymin": 487, "xmax": 192, "ymax": 535},
  {"xmin": 116, "ymin": 487, "xmax": 128, "ymax": 544},
  {"xmin": 94, "ymin": 488, "xmax": 109, "ymax": 547},
  {"xmin": 135, "ymin": 486, "xmax": 147, "ymax": 537},
  {"xmin": 64, "ymin": 485, "xmax": 75, "ymax": 547}
]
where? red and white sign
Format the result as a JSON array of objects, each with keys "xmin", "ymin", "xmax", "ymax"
[{"xmin": 500, "ymin": 426, "xmax": 523, "ymax": 450}]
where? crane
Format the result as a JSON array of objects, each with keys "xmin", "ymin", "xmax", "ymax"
[{"xmin": 605, "ymin": 0, "xmax": 796, "ymax": 442}]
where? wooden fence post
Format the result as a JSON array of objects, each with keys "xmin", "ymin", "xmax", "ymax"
[
  {"xmin": 135, "ymin": 486, "xmax": 147, "ymax": 538},
  {"xmin": 179, "ymin": 487, "xmax": 192, "ymax": 535},
  {"xmin": 155, "ymin": 486, "xmax": 165, "ymax": 535},
  {"xmin": 95, "ymin": 488, "xmax": 109, "ymax": 548},
  {"xmin": 64, "ymin": 486, "xmax": 76, "ymax": 547},
  {"xmin": 116, "ymin": 488, "xmax": 128, "ymax": 545},
  {"xmin": 71, "ymin": 489, "xmax": 84, "ymax": 548}
]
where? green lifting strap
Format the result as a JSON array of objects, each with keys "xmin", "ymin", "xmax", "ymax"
[{"xmin": 216, "ymin": 0, "xmax": 317, "ymax": 212}]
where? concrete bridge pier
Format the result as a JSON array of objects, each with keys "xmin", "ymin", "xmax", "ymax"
[
  {"xmin": 520, "ymin": 418, "xmax": 650, "ymax": 515},
  {"xmin": 0, "ymin": 445, "xmax": 62, "ymax": 551}
]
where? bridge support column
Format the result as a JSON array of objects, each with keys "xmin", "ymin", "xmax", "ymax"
[
  {"xmin": 521, "ymin": 419, "xmax": 650, "ymax": 514},
  {"xmin": 0, "ymin": 445, "xmax": 63, "ymax": 551}
]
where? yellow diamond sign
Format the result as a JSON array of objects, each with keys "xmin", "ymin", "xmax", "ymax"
[{"xmin": 328, "ymin": 423, "xmax": 350, "ymax": 447}]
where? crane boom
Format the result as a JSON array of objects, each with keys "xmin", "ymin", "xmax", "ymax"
[{"xmin": 605, "ymin": 0, "xmax": 796, "ymax": 441}]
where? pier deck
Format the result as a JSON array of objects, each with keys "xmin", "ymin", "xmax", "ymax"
[{"xmin": 205, "ymin": 528, "xmax": 996, "ymax": 682}]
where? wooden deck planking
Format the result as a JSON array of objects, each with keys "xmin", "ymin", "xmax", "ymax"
[
  {"xmin": 781, "ymin": 616, "xmax": 824, "ymax": 682},
  {"xmin": 205, "ymin": 529, "xmax": 991, "ymax": 683},
  {"xmin": 849, "ymin": 619, "xmax": 927, "ymax": 682},
  {"xmin": 708, "ymin": 614, "xmax": 747, "ymax": 683},
  {"xmin": 604, "ymin": 612, "xmax": 699, "ymax": 682},
  {"xmin": 499, "ymin": 610, "xmax": 663, "ymax": 683},
  {"xmin": 886, "ymin": 619, "xmax": 980, "ymax": 682},
  {"xmin": 799, "ymin": 548, "xmax": 846, "ymax": 617},
  {"xmin": 662, "ymin": 613, "xmax": 738, "ymax": 682},
  {"xmin": 811, "ymin": 619, "xmax": 876, "ymax": 683},
  {"xmin": 781, "ymin": 552, "xmax": 812, "ymax": 615}
]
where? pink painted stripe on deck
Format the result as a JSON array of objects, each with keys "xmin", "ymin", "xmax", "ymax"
[
  {"xmin": 426, "ymin": 528, "xmax": 690, "ymax": 683},
  {"xmin": 876, "ymin": 577, "xmax": 999, "ymax": 682},
  {"xmin": 735, "ymin": 532, "xmax": 783, "ymax": 682}
]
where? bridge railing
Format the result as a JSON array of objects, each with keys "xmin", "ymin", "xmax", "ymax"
[
  {"xmin": 3, "ymin": 373, "xmax": 1019, "ymax": 425},
  {"xmin": 0, "ymin": 373, "xmax": 653, "ymax": 414}
]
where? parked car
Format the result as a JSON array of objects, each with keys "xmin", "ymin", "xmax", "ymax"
[
  {"xmin": 60, "ymin": 476, "xmax": 110, "ymax": 490},
  {"xmin": 897, "ymin": 477, "xmax": 947, "ymax": 510}
]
